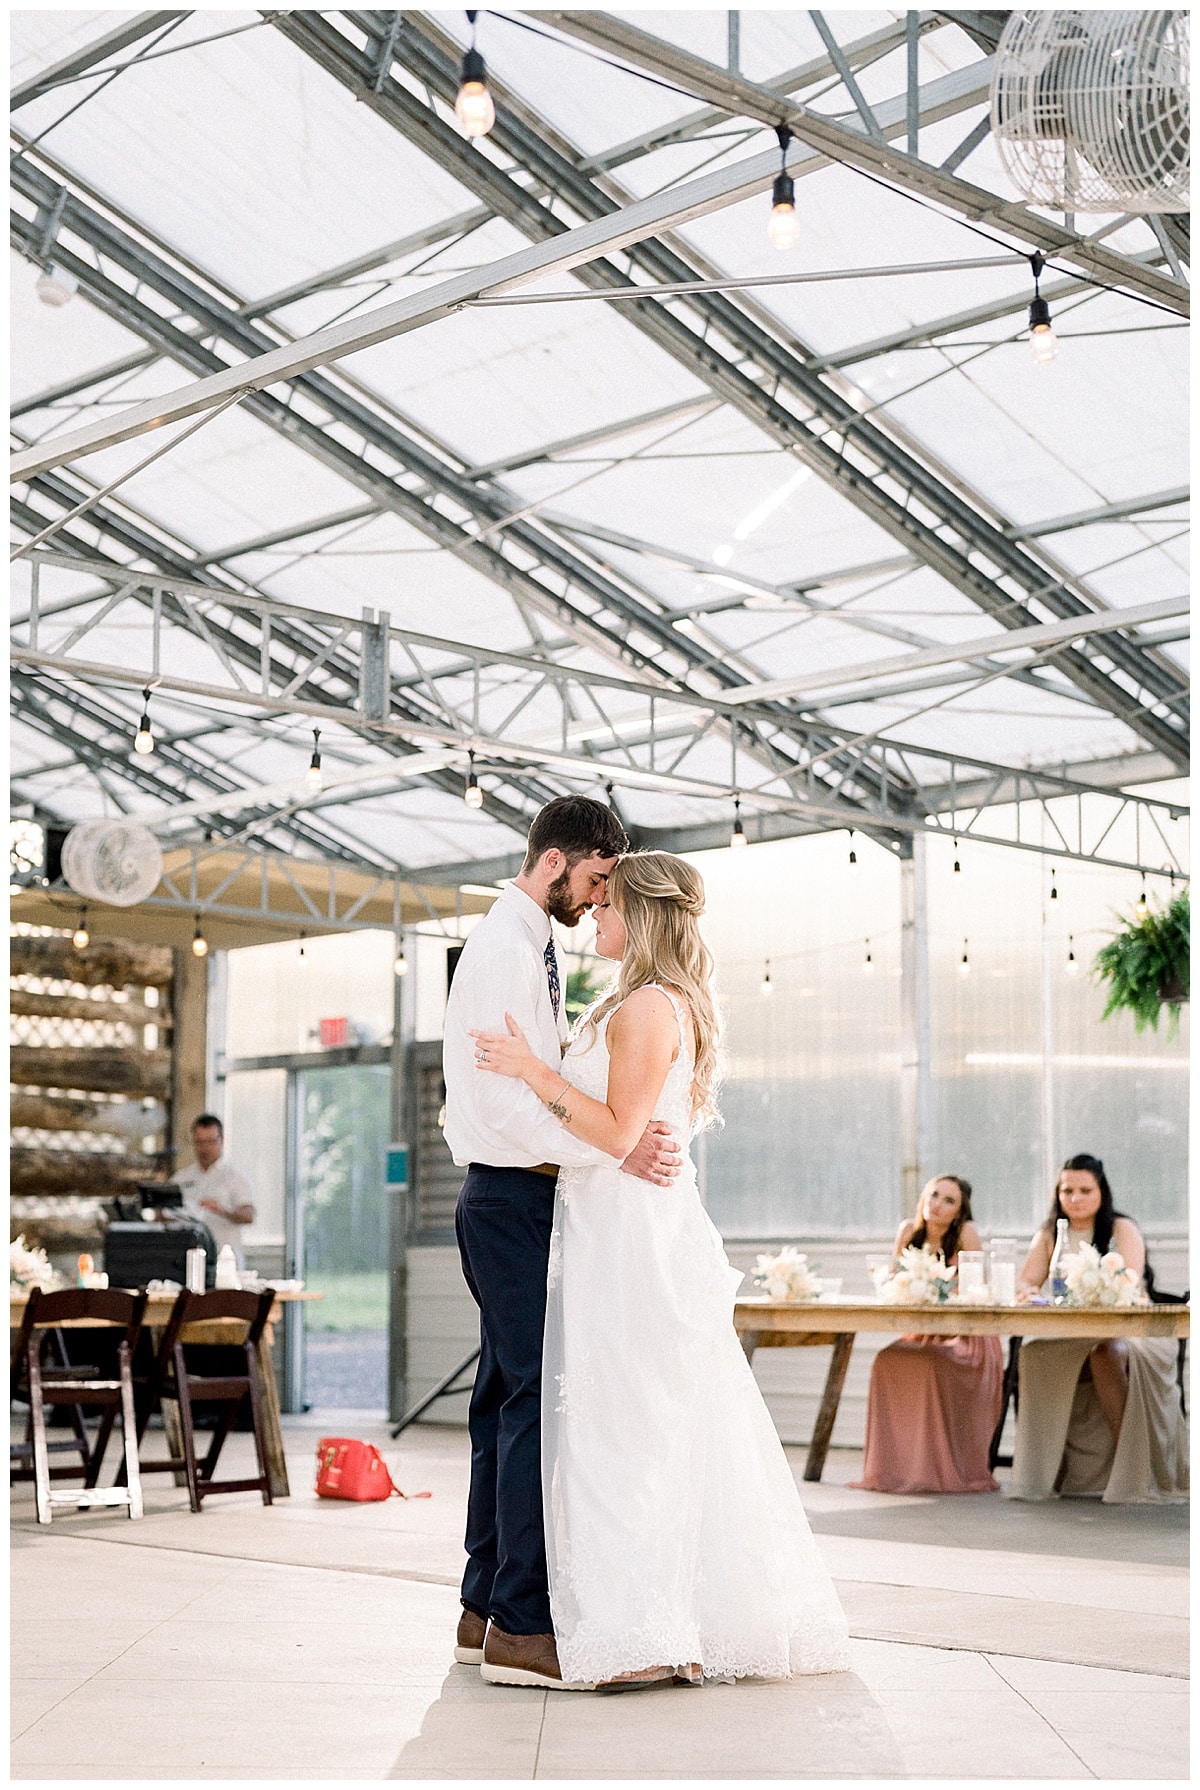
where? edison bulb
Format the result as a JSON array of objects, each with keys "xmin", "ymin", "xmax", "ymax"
[
  {"xmin": 1029, "ymin": 322, "xmax": 1057, "ymax": 364},
  {"xmin": 768, "ymin": 200, "xmax": 800, "ymax": 251},
  {"xmin": 72, "ymin": 922, "xmax": 90, "ymax": 950},
  {"xmin": 455, "ymin": 78, "xmax": 494, "ymax": 138}
]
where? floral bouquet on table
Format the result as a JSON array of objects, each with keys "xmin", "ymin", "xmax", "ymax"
[
  {"xmin": 10, "ymin": 1235, "xmax": 61, "ymax": 1293},
  {"xmin": 875, "ymin": 1245, "xmax": 956, "ymax": 1305},
  {"xmin": 1063, "ymin": 1243, "xmax": 1147, "ymax": 1308},
  {"xmin": 754, "ymin": 1246, "xmax": 822, "ymax": 1302}
]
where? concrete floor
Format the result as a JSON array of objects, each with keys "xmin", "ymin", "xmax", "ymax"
[{"xmin": 10, "ymin": 1416, "xmax": 1188, "ymax": 1781}]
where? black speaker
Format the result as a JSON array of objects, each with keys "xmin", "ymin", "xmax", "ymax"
[{"xmin": 103, "ymin": 1219, "xmax": 218, "ymax": 1290}]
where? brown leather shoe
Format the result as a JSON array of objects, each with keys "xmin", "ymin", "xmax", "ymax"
[
  {"xmin": 454, "ymin": 1607, "xmax": 487, "ymax": 1665},
  {"xmin": 481, "ymin": 1625, "xmax": 595, "ymax": 1691}
]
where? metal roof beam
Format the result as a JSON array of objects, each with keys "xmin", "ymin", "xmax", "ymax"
[
  {"xmin": 580, "ymin": 14, "xmax": 943, "ymax": 172},
  {"xmin": 8, "ymin": 127, "xmax": 827, "ymax": 478},
  {"xmin": 191, "ymin": 505, "xmax": 380, "ymax": 564},
  {"xmin": 1006, "ymin": 487, "xmax": 1189, "ymax": 540},
  {"xmin": 11, "ymin": 349, "xmax": 159, "ymax": 419},
  {"xmin": 723, "ymin": 598, "xmax": 1190, "ymax": 709},
  {"xmin": 237, "ymin": 204, "xmax": 493, "ymax": 318},
  {"xmin": 11, "ymin": 13, "xmax": 189, "ymax": 109},
  {"xmin": 289, "ymin": 11, "xmax": 1186, "ymax": 763},
  {"xmin": 466, "ymin": 398, "xmax": 720, "ymax": 479},
  {"xmin": 10, "ymin": 162, "xmax": 907, "ymax": 820},
  {"xmin": 543, "ymin": 12, "xmax": 1188, "ymax": 315},
  {"xmin": 10, "ymin": 674, "xmax": 396, "ymax": 871}
]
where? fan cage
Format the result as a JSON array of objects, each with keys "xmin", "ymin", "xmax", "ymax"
[
  {"xmin": 61, "ymin": 820, "xmax": 165, "ymax": 907},
  {"xmin": 991, "ymin": 9, "xmax": 1190, "ymax": 213}
]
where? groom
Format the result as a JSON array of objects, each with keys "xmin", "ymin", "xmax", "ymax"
[{"xmin": 443, "ymin": 795, "xmax": 682, "ymax": 1689}]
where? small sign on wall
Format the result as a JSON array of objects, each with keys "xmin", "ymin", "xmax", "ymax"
[
  {"xmin": 386, "ymin": 1144, "xmax": 410, "ymax": 1189},
  {"xmin": 319, "ymin": 1017, "xmax": 349, "ymax": 1048}
]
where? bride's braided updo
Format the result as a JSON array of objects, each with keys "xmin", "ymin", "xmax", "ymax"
[{"xmin": 577, "ymin": 850, "xmax": 723, "ymax": 1128}]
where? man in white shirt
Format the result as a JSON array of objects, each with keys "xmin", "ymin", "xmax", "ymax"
[
  {"xmin": 444, "ymin": 795, "xmax": 681, "ymax": 1690},
  {"xmin": 176, "ymin": 1113, "xmax": 256, "ymax": 1270}
]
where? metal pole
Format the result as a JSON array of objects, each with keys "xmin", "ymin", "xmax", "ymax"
[
  {"xmin": 899, "ymin": 831, "xmax": 932, "ymax": 1210},
  {"xmin": 1039, "ymin": 868, "xmax": 1057, "ymax": 1230},
  {"xmin": 388, "ymin": 924, "xmax": 413, "ymax": 1423},
  {"xmin": 906, "ymin": 12, "xmax": 920, "ymax": 157}
]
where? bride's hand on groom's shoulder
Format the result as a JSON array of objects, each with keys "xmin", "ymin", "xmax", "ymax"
[{"xmin": 469, "ymin": 1014, "xmax": 534, "ymax": 1079}]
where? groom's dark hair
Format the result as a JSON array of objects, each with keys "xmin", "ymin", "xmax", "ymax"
[{"xmin": 522, "ymin": 795, "xmax": 628, "ymax": 873}]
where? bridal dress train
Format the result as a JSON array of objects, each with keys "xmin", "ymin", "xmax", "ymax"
[{"xmin": 543, "ymin": 987, "xmax": 851, "ymax": 1685}]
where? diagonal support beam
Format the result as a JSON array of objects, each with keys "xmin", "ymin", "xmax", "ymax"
[
  {"xmin": 542, "ymin": 11, "xmax": 1189, "ymax": 315},
  {"xmin": 7, "ymin": 133, "xmax": 814, "ymax": 480},
  {"xmin": 264, "ymin": 10, "xmax": 1186, "ymax": 767},
  {"xmin": 10, "ymin": 12, "xmax": 188, "ymax": 109}
]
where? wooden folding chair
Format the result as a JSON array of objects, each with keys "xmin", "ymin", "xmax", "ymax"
[
  {"xmin": 131, "ymin": 1289, "xmax": 275, "ymax": 1513},
  {"xmin": 10, "ymin": 1287, "xmax": 148, "ymax": 1524}
]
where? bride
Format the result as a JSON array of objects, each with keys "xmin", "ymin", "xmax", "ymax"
[{"xmin": 471, "ymin": 850, "xmax": 850, "ymax": 1687}]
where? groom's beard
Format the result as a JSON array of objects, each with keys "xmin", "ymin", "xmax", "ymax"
[{"xmin": 546, "ymin": 870, "xmax": 588, "ymax": 928}]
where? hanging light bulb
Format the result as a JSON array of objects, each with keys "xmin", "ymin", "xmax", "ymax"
[
  {"xmin": 604, "ymin": 780, "xmax": 616, "ymax": 807},
  {"xmin": 191, "ymin": 916, "xmax": 209, "ymax": 959},
  {"xmin": 1135, "ymin": 882, "xmax": 1149, "ymax": 922},
  {"xmin": 767, "ymin": 124, "xmax": 800, "ymax": 251},
  {"xmin": 36, "ymin": 265, "xmax": 77, "ymax": 307},
  {"xmin": 393, "ymin": 940, "xmax": 409, "ymax": 977},
  {"xmin": 952, "ymin": 837, "xmax": 961, "ymax": 875},
  {"xmin": 464, "ymin": 749, "xmax": 484, "ymax": 809},
  {"xmin": 133, "ymin": 687, "xmax": 155, "ymax": 756},
  {"xmin": 1066, "ymin": 935, "xmax": 1078, "ymax": 976},
  {"xmin": 298, "ymin": 932, "xmax": 307, "ymax": 962},
  {"xmin": 1049, "ymin": 865, "xmax": 1058, "ymax": 901},
  {"xmin": 455, "ymin": 11, "xmax": 495, "ymax": 138},
  {"xmin": 307, "ymin": 727, "xmax": 323, "ymax": 790},
  {"xmin": 730, "ymin": 797, "xmax": 747, "ymax": 849},
  {"xmin": 848, "ymin": 830, "xmax": 858, "ymax": 873},
  {"xmin": 72, "ymin": 908, "xmax": 90, "ymax": 951},
  {"xmin": 1027, "ymin": 253, "xmax": 1057, "ymax": 364},
  {"xmin": 862, "ymin": 938, "xmax": 874, "ymax": 975},
  {"xmin": 760, "ymin": 960, "xmax": 773, "ymax": 997},
  {"xmin": 959, "ymin": 938, "xmax": 970, "ymax": 977}
]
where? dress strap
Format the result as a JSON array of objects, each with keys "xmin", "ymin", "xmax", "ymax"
[{"xmin": 646, "ymin": 983, "xmax": 692, "ymax": 1059}]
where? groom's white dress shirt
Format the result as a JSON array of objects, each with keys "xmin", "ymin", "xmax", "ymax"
[{"xmin": 442, "ymin": 883, "xmax": 618, "ymax": 1170}]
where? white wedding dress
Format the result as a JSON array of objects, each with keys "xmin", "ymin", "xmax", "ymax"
[{"xmin": 543, "ymin": 987, "xmax": 851, "ymax": 1684}]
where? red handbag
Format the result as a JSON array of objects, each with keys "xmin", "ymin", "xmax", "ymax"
[{"xmin": 314, "ymin": 1437, "xmax": 429, "ymax": 1502}]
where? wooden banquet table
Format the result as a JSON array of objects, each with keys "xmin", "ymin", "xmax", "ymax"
[
  {"xmin": 10, "ymin": 1287, "xmax": 322, "ymax": 1498},
  {"xmin": 734, "ymin": 1295, "xmax": 1191, "ymax": 1483}
]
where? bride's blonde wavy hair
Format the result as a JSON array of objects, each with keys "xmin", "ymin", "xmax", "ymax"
[{"xmin": 578, "ymin": 851, "xmax": 723, "ymax": 1128}]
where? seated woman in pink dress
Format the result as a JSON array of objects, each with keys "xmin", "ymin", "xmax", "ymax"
[{"xmin": 852, "ymin": 1175, "xmax": 1004, "ymax": 1495}]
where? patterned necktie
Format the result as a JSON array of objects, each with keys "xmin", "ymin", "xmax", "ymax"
[{"xmin": 544, "ymin": 937, "xmax": 561, "ymax": 1021}]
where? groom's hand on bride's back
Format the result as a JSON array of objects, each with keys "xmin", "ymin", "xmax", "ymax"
[{"xmin": 621, "ymin": 1120, "xmax": 682, "ymax": 1186}]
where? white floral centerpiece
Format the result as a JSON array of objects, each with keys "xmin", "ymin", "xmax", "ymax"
[
  {"xmin": 1063, "ymin": 1243, "xmax": 1146, "ymax": 1309},
  {"xmin": 10, "ymin": 1234, "xmax": 61, "ymax": 1293},
  {"xmin": 754, "ymin": 1246, "xmax": 822, "ymax": 1302},
  {"xmin": 875, "ymin": 1245, "xmax": 956, "ymax": 1306}
]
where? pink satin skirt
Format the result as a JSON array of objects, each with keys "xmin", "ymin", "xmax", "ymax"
[{"xmin": 851, "ymin": 1333, "xmax": 1005, "ymax": 1494}]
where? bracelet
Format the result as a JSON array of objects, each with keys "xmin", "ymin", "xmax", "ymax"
[{"xmin": 545, "ymin": 1076, "xmax": 573, "ymax": 1124}]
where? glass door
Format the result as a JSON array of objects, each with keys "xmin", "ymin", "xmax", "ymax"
[{"xmin": 296, "ymin": 1062, "xmax": 391, "ymax": 1410}]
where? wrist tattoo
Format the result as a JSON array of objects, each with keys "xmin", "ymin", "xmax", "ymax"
[{"xmin": 545, "ymin": 1079, "xmax": 573, "ymax": 1124}]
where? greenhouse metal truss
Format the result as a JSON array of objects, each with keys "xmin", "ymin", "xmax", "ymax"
[{"xmin": 9, "ymin": 9, "xmax": 1190, "ymax": 886}]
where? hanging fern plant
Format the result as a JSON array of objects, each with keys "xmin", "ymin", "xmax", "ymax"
[{"xmin": 1093, "ymin": 890, "xmax": 1189, "ymax": 1037}]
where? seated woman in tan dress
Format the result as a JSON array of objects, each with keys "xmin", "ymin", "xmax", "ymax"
[
  {"xmin": 852, "ymin": 1175, "xmax": 1004, "ymax": 1495},
  {"xmin": 1007, "ymin": 1154, "xmax": 1188, "ymax": 1504}
]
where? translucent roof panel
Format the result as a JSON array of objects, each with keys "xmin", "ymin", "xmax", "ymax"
[{"xmin": 10, "ymin": 9, "xmax": 1189, "ymax": 885}]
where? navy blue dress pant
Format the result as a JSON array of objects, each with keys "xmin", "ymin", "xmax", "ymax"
[{"xmin": 455, "ymin": 1164, "xmax": 556, "ymax": 1636}]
